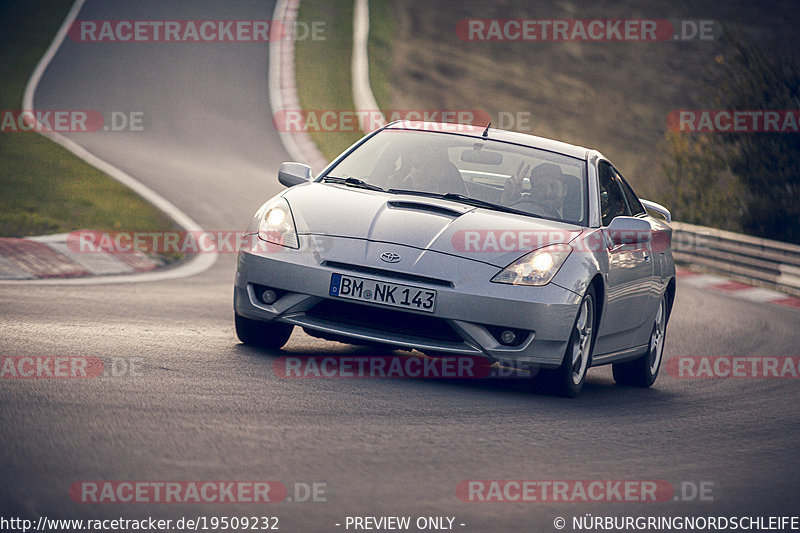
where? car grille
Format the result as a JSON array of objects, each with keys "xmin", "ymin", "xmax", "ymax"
[
  {"xmin": 306, "ymin": 299, "xmax": 463, "ymax": 343},
  {"xmin": 321, "ymin": 261, "xmax": 453, "ymax": 287}
]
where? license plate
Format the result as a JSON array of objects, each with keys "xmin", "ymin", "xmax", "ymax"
[{"xmin": 329, "ymin": 273, "xmax": 436, "ymax": 313}]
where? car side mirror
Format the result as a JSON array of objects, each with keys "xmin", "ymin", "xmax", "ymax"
[
  {"xmin": 278, "ymin": 162, "xmax": 313, "ymax": 187},
  {"xmin": 640, "ymin": 199, "xmax": 671, "ymax": 223},
  {"xmin": 605, "ymin": 216, "xmax": 652, "ymax": 245}
]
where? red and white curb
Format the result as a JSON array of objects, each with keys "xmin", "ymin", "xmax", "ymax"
[
  {"xmin": 3, "ymin": 0, "xmax": 216, "ymax": 285},
  {"xmin": 676, "ymin": 266, "xmax": 800, "ymax": 310},
  {"xmin": 0, "ymin": 234, "xmax": 160, "ymax": 280}
]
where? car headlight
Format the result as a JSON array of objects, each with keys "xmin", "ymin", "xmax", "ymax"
[
  {"xmin": 491, "ymin": 243, "xmax": 571, "ymax": 286},
  {"xmin": 258, "ymin": 197, "xmax": 299, "ymax": 249}
]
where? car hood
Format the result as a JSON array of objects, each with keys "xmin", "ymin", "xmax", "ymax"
[{"xmin": 283, "ymin": 182, "xmax": 583, "ymax": 267}]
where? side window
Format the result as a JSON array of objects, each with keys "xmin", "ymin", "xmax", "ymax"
[
  {"xmin": 615, "ymin": 168, "xmax": 646, "ymax": 217},
  {"xmin": 598, "ymin": 162, "xmax": 630, "ymax": 226}
]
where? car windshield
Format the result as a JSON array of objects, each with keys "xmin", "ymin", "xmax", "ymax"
[{"xmin": 321, "ymin": 129, "xmax": 588, "ymax": 225}]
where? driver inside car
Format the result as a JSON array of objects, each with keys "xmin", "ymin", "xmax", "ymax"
[
  {"xmin": 501, "ymin": 162, "xmax": 568, "ymax": 219},
  {"xmin": 387, "ymin": 145, "xmax": 468, "ymax": 196}
]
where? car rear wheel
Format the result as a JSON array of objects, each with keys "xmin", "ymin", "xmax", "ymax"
[
  {"xmin": 537, "ymin": 286, "xmax": 595, "ymax": 398},
  {"xmin": 612, "ymin": 293, "xmax": 667, "ymax": 387},
  {"xmin": 235, "ymin": 313, "xmax": 294, "ymax": 349}
]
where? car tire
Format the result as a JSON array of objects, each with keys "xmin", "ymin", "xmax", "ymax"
[
  {"xmin": 235, "ymin": 313, "xmax": 294, "ymax": 350},
  {"xmin": 612, "ymin": 292, "xmax": 667, "ymax": 387},
  {"xmin": 537, "ymin": 286, "xmax": 596, "ymax": 398}
]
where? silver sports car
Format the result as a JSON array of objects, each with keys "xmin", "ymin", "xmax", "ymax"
[{"xmin": 234, "ymin": 121, "xmax": 675, "ymax": 396}]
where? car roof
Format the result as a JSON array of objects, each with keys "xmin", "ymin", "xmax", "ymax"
[{"xmin": 384, "ymin": 121, "xmax": 592, "ymax": 160}]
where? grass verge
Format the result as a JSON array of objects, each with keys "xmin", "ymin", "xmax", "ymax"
[
  {"xmin": 367, "ymin": 0, "xmax": 393, "ymax": 113},
  {"xmin": 295, "ymin": 1, "xmax": 359, "ymax": 162},
  {"xmin": 0, "ymin": 0, "xmax": 182, "ymax": 259},
  {"xmin": 295, "ymin": 0, "xmax": 393, "ymax": 163}
]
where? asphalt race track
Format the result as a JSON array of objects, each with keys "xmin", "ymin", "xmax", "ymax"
[{"xmin": 1, "ymin": 1, "xmax": 799, "ymax": 531}]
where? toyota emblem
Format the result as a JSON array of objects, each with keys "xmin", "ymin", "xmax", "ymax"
[{"xmin": 380, "ymin": 252, "xmax": 401, "ymax": 263}]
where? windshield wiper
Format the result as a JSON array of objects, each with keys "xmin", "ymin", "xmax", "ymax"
[
  {"xmin": 440, "ymin": 193, "xmax": 520, "ymax": 213},
  {"xmin": 322, "ymin": 176, "xmax": 383, "ymax": 192},
  {"xmin": 387, "ymin": 189, "xmax": 538, "ymax": 217},
  {"xmin": 386, "ymin": 188, "xmax": 442, "ymax": 198}
]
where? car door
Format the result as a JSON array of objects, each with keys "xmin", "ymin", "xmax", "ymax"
[{"xmin": 593, "ymin": 161, "xmax": 655, "ymax": 356}]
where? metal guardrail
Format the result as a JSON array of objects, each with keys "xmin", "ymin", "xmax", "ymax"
[{"xmin": 671, "ymin": 221, "xmax": 800, "ymax": 297}]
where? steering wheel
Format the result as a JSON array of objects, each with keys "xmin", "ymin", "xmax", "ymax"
[
  {"xmin": 398, "ymin": 171, "xmax": 441, "ymax": 193},
  {"xmin": 510, "ymin": 198, "xmax": 560, "ymax": 219}
]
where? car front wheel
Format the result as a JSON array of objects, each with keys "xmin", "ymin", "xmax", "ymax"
[
  {"xmin": 612, "ymin": 292, "xmax": 667, "ymax": 387},
  {"xmin": 235, "ymin": 313, "xmax": 294, "ymax": 349},
  {"xmin": 537, "ymin": 286, "xmax": 596, "ymax": 398}
]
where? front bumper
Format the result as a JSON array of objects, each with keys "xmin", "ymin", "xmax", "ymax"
[{"xmin": 234, "ymin": 235, "xmax": 581, "ymax": 368}]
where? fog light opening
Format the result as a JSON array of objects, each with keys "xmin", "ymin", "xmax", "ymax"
[
  {"xmin": 261, "ymin": 289, "xmax": 279, "ymax": 304},
  {"xmin": 252, "ymin": 284, "xmax": 286, "ymax": 305},
  {"xmin": 485, "ymin": 325, "xmax": 529, "ymax": 347},
  {"xmin": 500, "ymin": 330, "xmax": 517, "ymax": 345}
]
